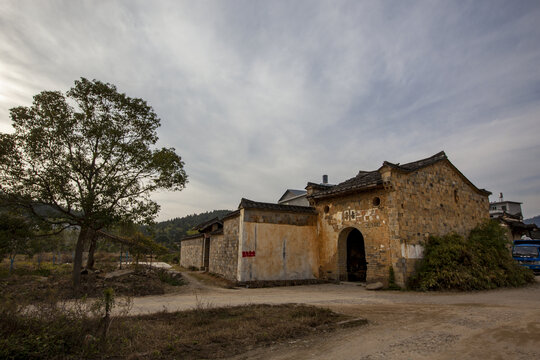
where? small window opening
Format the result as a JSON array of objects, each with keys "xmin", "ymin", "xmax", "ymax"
[
  {"xmin": 454, "ymin": 190, "xmax": 459, "ymax": 203},
  {"xmin": 373, "ymin": 197, "xmax": 381, "ymax": 207},
  {"xmin": 323, "ymin": 205, "xmax": 330, "ymax": 213}
]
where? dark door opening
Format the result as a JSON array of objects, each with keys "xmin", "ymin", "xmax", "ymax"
[
  {"xmin": 346, "ymin": 228, "xmax": 367, "ymax": 281},
  {"xmin": 203, "ymin": 237, "xmax": 210, "ymax": 271}
]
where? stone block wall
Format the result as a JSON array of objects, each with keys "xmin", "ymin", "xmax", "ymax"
[
  {"xmin": 180, "ymin": 236, "xmax": 204, "ymax": 269},
  {"xmin": 314, "ymin": 189, "xmax": 392, "ymax": 283},
  {"xmin": 208, "ymin": 215, "xmax": 240, "ymax": 281},
  {"xmin": 389, "ymin": 161, "xmax": 490, "ymax": 284},
  {"xmin": 313, "ymin": 160, "xmax": 489, "ymax": 286}
]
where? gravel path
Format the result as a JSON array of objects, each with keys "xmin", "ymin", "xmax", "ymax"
[{"xmin": 127, "ymin": 275, "xmax": 540, "ymax": 359}]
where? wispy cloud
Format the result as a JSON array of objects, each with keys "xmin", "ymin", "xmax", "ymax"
[{"xmin": 1, "ymin": 0, "xmax": 540, "ymax": 219}]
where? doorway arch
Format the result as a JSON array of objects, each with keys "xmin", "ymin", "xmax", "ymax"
[{"xmin": 338, "ymin": 227, "xmax": 367, "ymax": 281}]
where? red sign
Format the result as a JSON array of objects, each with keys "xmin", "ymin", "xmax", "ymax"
[{"xmin": 242, "ymin": 251, "xmax": 256, "ymax": 258}]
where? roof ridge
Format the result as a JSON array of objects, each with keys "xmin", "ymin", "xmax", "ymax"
[
  {"xmin": 308, "ymin": 151, "xmax": 448, "ymax": 199},
  {"xmin": 398, "ymin": 150, "xmax": 446, "ymax": 167},
  {"xmin": 239, "ymin": 198, "xmax": 317, "ymax": 213},
  {"xmin": 382, "ymin": 151, "xmax": 447, "ymax": 172},
  {"xmin": 193, "ymin": 216, "xmax": 222, "ymax": 231}
]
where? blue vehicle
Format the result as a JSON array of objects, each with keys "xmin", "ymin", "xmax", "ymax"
[{"xmin": 512, "ymin": 239, "xmax": 540, "ymax": 274}]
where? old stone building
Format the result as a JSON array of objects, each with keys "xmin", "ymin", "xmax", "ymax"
[{"xmin": 180, "ymin": 151, "xmax": 491, "ymax": 286}]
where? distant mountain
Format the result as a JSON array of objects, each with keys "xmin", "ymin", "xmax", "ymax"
[
  {"xmin": 524, "ymin": 215, "xmax": 540, "ymax": 227},
  {"xmin": 145, "ymin": 210, "xmax": 233, "ymax": 248}
]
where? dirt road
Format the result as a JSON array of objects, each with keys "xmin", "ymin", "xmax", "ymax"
[{"xmin": 131, "ymin": 275, "xmax": 540, "ymax": 359}]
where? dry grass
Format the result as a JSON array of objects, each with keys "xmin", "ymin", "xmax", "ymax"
[
  {"xmin": 188, "ymin": 271, "xmax": 237, "ymax": 289},
  {"xmin": 1, "ymin": 299, "xmax": 362, "ymax": 359},
  {"xmin": 0, "ymin": 257, "xmax": 186, "ymax": 302},
  {"xmin": 113, "ymin": 304, "xmax": 351, "ymax": 359}
]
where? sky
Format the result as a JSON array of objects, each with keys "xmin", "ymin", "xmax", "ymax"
[{"xmin": 1, "ymin": 0, "xmax": 540, "ymax": 221}]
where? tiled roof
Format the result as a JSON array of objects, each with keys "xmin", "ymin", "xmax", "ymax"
[
  {"xmin": 309, "ymin": 151, "xmax": 490, "ymax": 199},
  {"xmin": 194, "ymin": 217, "xmax": 222, "ymax": 231},
  {"xmin": 239, "ymin": 198, "xmax": 317, "ymax": 214},
  {"xmin": 309, "ymin": 170, "xmax": 382, "ymax": 199},
  {"xmin": 180, "ymin": 233, "xmax": 204, "ymax": 241},
  {"xmin": 382, "ymin": 151, "xmax": 447, "ymax": 172},
  {"xmin": 221, "ymin": 209, "xmax": 240, "ymax": 220}
]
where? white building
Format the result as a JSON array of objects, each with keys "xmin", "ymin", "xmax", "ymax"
[{"xmin": 489, "ymin": 194, "xmax": 523, "ymax": 219}]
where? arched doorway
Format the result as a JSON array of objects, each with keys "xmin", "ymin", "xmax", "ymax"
[{"xmin": 339, "ymin": 228, "xmax": 367, "ymax": 281}]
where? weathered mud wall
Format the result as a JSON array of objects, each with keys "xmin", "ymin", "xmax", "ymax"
[{"xmin": 237, "ymin": 209, "xmax": 318, "ymax": 282}]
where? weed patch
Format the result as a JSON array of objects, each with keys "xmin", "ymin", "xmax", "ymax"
[
  {"xmin": 189, "ymin": 271, "xmax": 237, "ymax": 288},
  {"xmin": 0, "ymin": 301, "xmax": 356, "ymax": 359},
  {"xmin": 408, "ymin": 221, "xmax": 535, "ymax": 291},
  {"xmin": 0, "ymin": 262, "xmax": 185, "ymax": 302}
]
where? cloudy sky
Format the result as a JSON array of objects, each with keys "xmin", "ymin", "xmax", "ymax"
[{"xmin": 1, "ymin": 0, "xmax": 540, "ymax": 220}]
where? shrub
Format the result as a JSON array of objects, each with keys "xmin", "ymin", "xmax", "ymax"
[
  {"xmin": 408, "ymin": 220, "xmax": 535, "ymax": 291},
  {"xmin": 157, "ymin": 269, "xmax": 185, "ymax": 286},
  {"xmin": 0, "ymin": 288, "xmax": 132, "ymax": 359},
  {"xmin": 0, "ymin": 297, "xmax": 100, "ymax": 359},
  {"xmin": 157, "ymin": 252, "xmax": 179, "ymax": 264}
]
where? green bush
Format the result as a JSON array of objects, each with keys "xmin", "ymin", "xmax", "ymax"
[{"xmin": 408, "ymin": 220, "xmax": 535, "ymax": 291}]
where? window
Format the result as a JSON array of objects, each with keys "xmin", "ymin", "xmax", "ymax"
[{"xmin": 373, "ymin": 197, "xmax": 381, "ymax": 207}]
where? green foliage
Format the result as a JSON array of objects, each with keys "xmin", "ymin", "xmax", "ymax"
[
  {"xmin": 128, "ymin": 232, "xmax": 168, "ymax": 263},
  {"xmin": 0, "ymin": 78, "xmax": 187, "ymax": 286},
  {"xmin": 1, "ymin": 78, "xmax": 187, "ymax": 228},
  {"xmin": 157, "ymin": 252, "xmax": 179, "ymax": 264},
  {"xmin": 387, "ymin": 266, "xmax": 401, "ymax": 290},
  {"xmin": 0, "ymin": 212, "xmax": 34, "ymax": 261},
  {"xmin": 143, "ymin": 209, "xmax": 232, "ymax": 248},
  {"xmin": 408, "ymin": 220, "xmax": 535, "ymax": 291},
  {"xmin": 0, "ymin": 262, "xmax": 72, "ymax": 279}
]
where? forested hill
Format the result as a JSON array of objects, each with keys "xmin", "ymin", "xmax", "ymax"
[
  {"xmin": 524, "ymin": 215, "xmax": 540, "ymax": 227},
  {"xmin": 149, "ymin": 210, "xmax": 233, "ymax": 247}
]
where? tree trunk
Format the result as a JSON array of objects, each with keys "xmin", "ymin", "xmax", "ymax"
[
  {"xmin": 86, "ymin": 231, "xmax": 97, "ymax": 270},
  {"xmin": 73, "ymin": 227, "xmax": 89, "ymax": 290}
]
